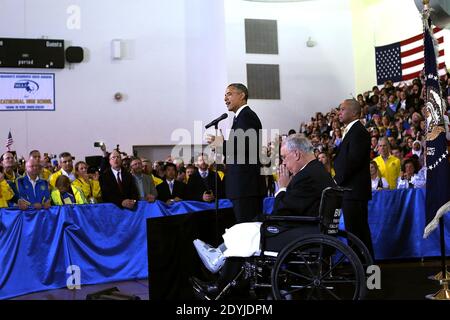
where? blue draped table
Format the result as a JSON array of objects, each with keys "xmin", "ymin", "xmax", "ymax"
[
  {"xmin": 1, "ymin": 188, "xmax": 449, "ymax": 299},
  {"xmin": 264, "ymin": 188, "xmax": 450, "ymax": 261},
  {"xmin": 0, "ymin": 200, "xmax": 232, "ymax": 300}
]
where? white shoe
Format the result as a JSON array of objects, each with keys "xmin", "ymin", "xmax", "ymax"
[{"xmin": 193, "ymin": 239, "xmax": 226, "ymax": 274}]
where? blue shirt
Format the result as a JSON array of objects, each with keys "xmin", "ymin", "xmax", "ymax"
[{"xmin": 16, "ymin": 175, "xmax": 50, "ymax": 205}]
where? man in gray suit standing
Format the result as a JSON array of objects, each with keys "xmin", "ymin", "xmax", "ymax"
[{"xmin": 130, "ymin": 157, "xmax": 157, "ymax": 202}]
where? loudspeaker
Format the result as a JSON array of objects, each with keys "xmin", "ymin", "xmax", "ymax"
[{"xmin": 65, "ymin": 46, "xmax": 84, "ymax": 63}]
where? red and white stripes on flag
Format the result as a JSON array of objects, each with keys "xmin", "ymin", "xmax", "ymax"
[
  {"xmin": 375, "ymin": 27, "xmax": 446, "ymax": 85},
  {"xmin": 5, "ymin": 131, "xmax": 13, "ymax": 151},
  {"xmin": 400, "ymin": 27, "xmax": 446, "ymax": 80}
]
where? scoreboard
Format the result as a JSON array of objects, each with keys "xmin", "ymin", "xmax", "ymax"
[{"xmin": 0, "ymin": 38, "xmax": 65, "ymax": 69}]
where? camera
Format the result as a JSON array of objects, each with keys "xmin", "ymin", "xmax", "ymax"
[{"xmin": 94, "ymin": 142, "xmax": 105, "ymax": 148}]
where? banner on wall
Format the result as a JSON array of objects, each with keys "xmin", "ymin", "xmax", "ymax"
[{"xmin": 0, "ymin": 72, "xmax": 55, "ymax": 111}]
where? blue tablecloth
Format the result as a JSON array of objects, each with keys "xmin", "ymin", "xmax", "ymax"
[
  {"xmin": 264, "ymin": 188, "xmax": 450, "ymax": 261},
  {"xmin": 1, "ymin": 189, "xmax": 449, "ymax": 299},
  {"xmin": 0, "ymin": 200, "xmax": 232, "ymax": 300}
]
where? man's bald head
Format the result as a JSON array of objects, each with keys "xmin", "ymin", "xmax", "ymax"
[
  {"xmin": 26, "ymin": 158, "xmax": 42, "ymax": 178},
  {"xmin": 339, "ymin": 99, "xmax": 361, "ymax": 125}
]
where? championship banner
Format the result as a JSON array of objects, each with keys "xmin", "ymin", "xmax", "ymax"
[{"xmin": 0, "ymin": 72, "xmax": 55, "ymax": 111}]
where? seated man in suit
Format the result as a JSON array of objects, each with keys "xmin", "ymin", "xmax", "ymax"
[
  {"xmin": 16, "ymin": 158, "xmax": 51, "ymax": 210},
  {"xmin": 99, "ymin": 150, "xmax": 139, "ymax": 209},
  {"xmin": 191, "ymin": 134, "xmax": 336, "ymax": 298},
  {"xmin": 186, "ymin": 153, "xmax": 224, "ymax": 202},
  {"xmin": 156, "ymin": 162, "xmax": 186, "ymax": 204}
]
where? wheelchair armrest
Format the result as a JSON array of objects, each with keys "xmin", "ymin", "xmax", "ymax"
[{"xmin": 263, "ymin": 215, "xmax": 320, "ymax": 223}]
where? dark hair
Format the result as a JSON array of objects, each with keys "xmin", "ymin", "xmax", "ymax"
[
  {"xmin": 164, "ymin": 162, "xmax": 177, "ymax": 171},
  {"xmin": 402, "ymin": 158, "xmax": 419, "ymax": 173},
  {"xmin": 228, "ymin": 83, "xmax": 248, "ymax": 100},
  {"xmin": 288, "ymin": 129, "xmax": 296, "ymax": 135},
  {"xmin": 74, "ymin": 161, "xmax": 87, "ymax": 172},
  {"xmin": 29, "ymin": 150, "xmax": 40, "ymax": 156},
  {"xmin": 59, "ymin": 152, "xmax": 72, "ymax": 159}
]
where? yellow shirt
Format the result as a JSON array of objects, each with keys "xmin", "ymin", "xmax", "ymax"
[
  {"xmin": 51, "ymin": 185, "xmax": 87, "ymax": 205},
  {"xmin": 41, "ymin": 168, "xmax": 52, "ymax": 181},
  {"xmin": 152, "ymin": 174, "xmax": 163, "ymax": 187},
  {"xmin": 72, "ymin": 177, "xmax": 101, "ymax": 200},
  {"xmin": 0, "ymin": 179, "xmax": 14, "ymax": 208},
  {"xmin": 374, "ymin": 155, "xmax": 401, "ymax": 189}
]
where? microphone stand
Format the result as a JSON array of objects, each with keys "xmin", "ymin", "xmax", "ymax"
[{"xmin": 213, "ymin": 123, "xmax": 220, "ymax": 245}]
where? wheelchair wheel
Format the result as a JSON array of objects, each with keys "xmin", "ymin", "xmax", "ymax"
[
  {"xmin": 337, "ymin": 230, "xmax": 374, "ymax": 271},
  {"xmin": 271, "ymin": 234, "xmax": 366, "ymax": 300}
]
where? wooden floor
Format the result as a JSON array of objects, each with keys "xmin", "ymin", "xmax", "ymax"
[{"xmin": 10, "ymin": 259, "xmax": 449, "ymax": 300}]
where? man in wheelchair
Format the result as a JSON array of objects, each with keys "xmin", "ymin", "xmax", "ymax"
[{"xmin": 191, "ymin": 134, "xmax": 353, "ymax": 300}]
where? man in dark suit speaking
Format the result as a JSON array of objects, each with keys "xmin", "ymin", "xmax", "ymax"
[
  {"xmin": 207, "ymin": 83, "xmax": 264, "ymax": 223},
  {"xmin": 334, "ymin": 99, "xmax": 374, "ymax": 257}
]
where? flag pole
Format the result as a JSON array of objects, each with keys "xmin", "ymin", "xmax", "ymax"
[{"xmin": 422, "ymin": 0, "xmax": 450, "ymax": 300}]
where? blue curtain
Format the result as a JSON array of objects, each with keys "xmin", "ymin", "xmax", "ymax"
[{"xmin": 0, "ymin": 200, "xmax": 232, "ymax": 299}]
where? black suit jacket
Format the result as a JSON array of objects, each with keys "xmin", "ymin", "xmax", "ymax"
[
  {"xmin": 273, "ymin": 159, "xmax": 336, "ymax": 216},
  {"xmin": 333, "ymin": 120, "xmax": 371, "ymax": 201},
  {"xmin": 186, "ymin": 170, "xmax": 224, "ymax": 201},
  {"xmin": 156, "ymin": 179, "xmax": 187, "ymax": 202},
  {"xmin": 222, "ymin": 106, "xmax": 265, "ymax": 199},
  {"xmin": 100, "ymin": 168, "xmax": 139, "ymax": 208}
]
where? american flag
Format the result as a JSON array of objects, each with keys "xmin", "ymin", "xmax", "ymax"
[
  {"xmin": 422, "ymin": 17, "xmax": 450, "ymax": 226},
  {"xmin": 375, "ymin": 27, "xmax": 446, "ymax": 85},
  {"xmin": 5, "ymin": 130, "xmax": 13, "ymax": 151}
]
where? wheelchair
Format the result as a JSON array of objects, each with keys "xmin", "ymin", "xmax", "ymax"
[{"xmin": 207, "ymin": 187, "xmax": 373, "ymax": 301}]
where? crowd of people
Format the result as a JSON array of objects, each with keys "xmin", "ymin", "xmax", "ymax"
[
  {"xmin": 299, "ymin": 77, "xmax": 450, "ymax": 192},
  {"xmin": 0, "ymin": 147, "xmax": 231, "ymax": 209},
  {"xmin": 1, "ymin": 78, "xmax": 450, "ymax": 211}
]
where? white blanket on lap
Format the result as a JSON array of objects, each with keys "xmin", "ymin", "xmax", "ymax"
[{"xmin": 222, "ymin": 222, "xmax": 262, "ymax": 257}]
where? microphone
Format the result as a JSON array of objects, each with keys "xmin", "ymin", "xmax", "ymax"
[{"xmin": 205, "ymin": 113, "xmax": 228, "ymax": 129}]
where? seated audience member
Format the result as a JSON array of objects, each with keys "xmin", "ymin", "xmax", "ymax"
[
  {"xmin": 51, "ymin": 175, "xmax": 87, "ymax": 205},
  {"xmin": 185, "ymin": 164, "xmax": 197, "ymax": 180},
  {"xmin": 100, "ymin": 150, "xmax": 139, "ymax": 209},
  {"xmin": 190, "ymin": 134, "xmax": 336, "ymax": 298},
  {"xmin": 391, "ymin": 146, "xmax": 404, "ymax": 163},
  {"xmin": 122, "ymin": 156, "xmax": 132, "ymax": 172},
  {"xmin": 177, "ymin": 166, "xmax": 188, "ymax": 184},
  {"xmin": 29, "ymin": 150, "xmax": 52, "ymax": 180},
  {"xmin": 0, "ymin": 168, "xmax": 14, "ymax": 208},
  {"xmin": 1, "ymin": 152, "xmax": 19, "ymax": 181},
  {"xmin": 1, "ymin": 151, "xmax": 20, "ymax": 205},
  {"xmin": 130, "ymin": 157, "xmax": 157, "ymax": 202},
  {"xmin": 16, "ymin": 159, "xmax": 51, "ymax": 210},
  {"xmin": 370, "ymin": 161, "xmax": 389, "ymax": 191},
  {"xmin": 142, "ymin": 157, "xmax": 163, "ymax": 186},
  {"xmin": 373, "ymin": 137, "xmax": 401, "ymax": 189},
  {"xmin": 186, "ymin": 153, "xmax": 224, "ymax": 202},
  {"xmin": 153, "ymin": 161, "xmax": 165, "ymax": 180},
  {"xmin": 156, "ymin": 162, "xmax": 186, "ymax": 204},
  {"xmin": 49, "ymin": 152, "xmax": 76, "ymax": 188},
  {"xmin": 404, "ymin": 140, "xmax": 424, "ymax": 167},
  {"xmin": 317, "ymin": 151, "xmax": 335, "ymax": 177},
  {"xmin": 72, "ymin": 161, "xmax": 101, "ymax": 203},
  {"xmin": 397, "ymin": 158, "xmax": 426, "ymax": 189}
]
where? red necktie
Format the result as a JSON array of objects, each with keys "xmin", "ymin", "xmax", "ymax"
[{"xmin": 117, "ymin": 171, "xmax": 123, "ymax": 193}]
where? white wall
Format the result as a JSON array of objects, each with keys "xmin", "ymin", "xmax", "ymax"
[
  {"xmin": 224, "ymin": 0, "xmax": 355, "ymax": 134},
  {"xmin": 0, "ymin": 0, "xmax": 227, "ymax": 160}
]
